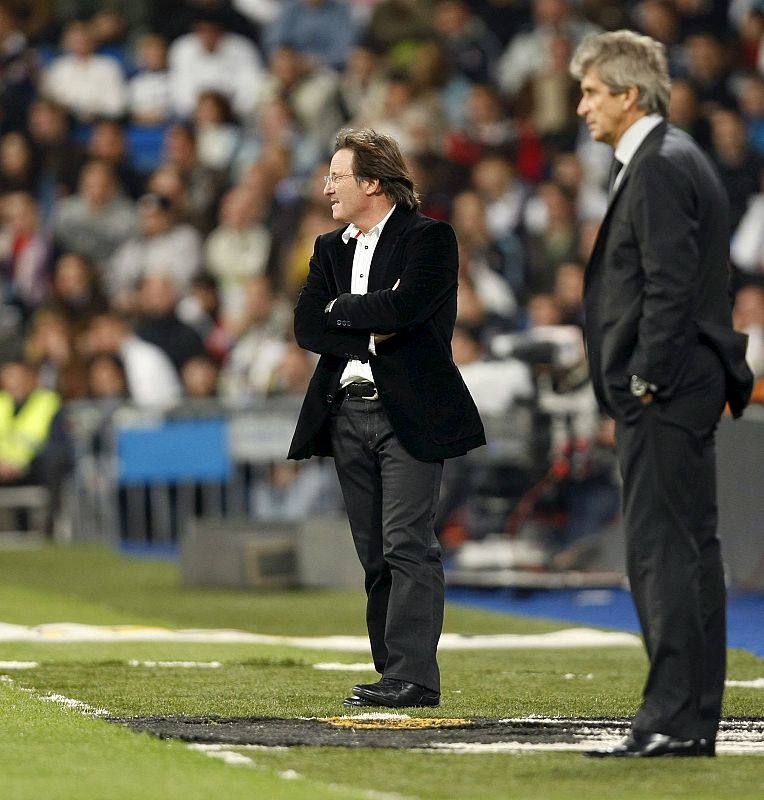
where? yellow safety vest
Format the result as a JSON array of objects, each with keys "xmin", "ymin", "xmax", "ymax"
[{"xmin": 0, "ymin": 389, "xmax": 62, "ymax": 469}]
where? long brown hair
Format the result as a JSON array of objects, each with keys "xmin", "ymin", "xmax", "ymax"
[{"xmin": 334, "ymin": 128, "xmax": 420, "ymax": 212}]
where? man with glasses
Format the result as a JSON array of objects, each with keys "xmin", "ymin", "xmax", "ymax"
[{"xmin": 289, "ymin": 128, "xmax": 485, "ymax": 708}]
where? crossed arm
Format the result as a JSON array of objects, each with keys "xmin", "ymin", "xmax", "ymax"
[{"xmin": 294, "ymin": 222, "xmax": 458, "ymax": 359}]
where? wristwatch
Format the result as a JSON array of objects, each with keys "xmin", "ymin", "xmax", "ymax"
[{"xmin": 630, "ymin": 375, "xmax": 658, "ymax": 397}]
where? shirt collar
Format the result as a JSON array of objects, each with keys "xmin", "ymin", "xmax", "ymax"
[
  {"xmin": 342, "ymin": 204, "xmax": 397, "ymax": 244},
  {"xmin": 614, "ymin": 113, "xmax": 663, "ymax": 171}
]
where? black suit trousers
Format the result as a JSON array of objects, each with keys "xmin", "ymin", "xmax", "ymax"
[
  {"xmin": 614, "ymin": 343, "xmax": 727, "ymax": 741},
  {"xmin": 329, "ymin": 395, "xmax": 444, "ymax": 692}
]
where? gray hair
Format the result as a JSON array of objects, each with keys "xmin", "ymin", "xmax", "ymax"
[
  {"xmin": 570, "ymin": 30, "xmax": 671, "ymax": 117},
  {"xmin": 334, "ymin": 128, "xmax": 420, "ymax": 212}
]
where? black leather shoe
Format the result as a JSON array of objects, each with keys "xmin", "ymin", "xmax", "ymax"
[
  {"xmin": 352, "ymin": 677, "xmax": 440, "ymax": 708},
  {"xmin": 342, "ymin": 694, "xmax": 381, "ymax": 707},
  {"xmin": 584, "ymin": 732, "xmax": 714, "ymax": 758}
]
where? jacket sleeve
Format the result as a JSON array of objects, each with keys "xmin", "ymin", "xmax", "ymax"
[
  {"xmin": 626, "ymin": 153, "xmax": 700, "ymax": 389},
  {"xmin": 325, "ymin": 221, "xmax": 458, "ymax": 334},
  {"xmin": 293, "ymin": 235, "xmax": 372, "ymax": 361}
]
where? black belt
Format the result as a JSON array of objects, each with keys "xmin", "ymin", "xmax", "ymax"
[{"xmin": 343, "ymin": 382, "xmax": 378, "ymax": 399}]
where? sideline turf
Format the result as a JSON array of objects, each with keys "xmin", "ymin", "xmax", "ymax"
[
  {"xmin": 0, "ymin": 677, "xmax": 362, "ymax": 800},
  {"xmin": 1, "ymin": 544, "xmax": 763, "ymax": 799}
]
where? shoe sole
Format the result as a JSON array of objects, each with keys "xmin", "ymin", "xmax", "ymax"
[{"xmin": 343, "ymin": 695, "xmax": 381, "ymax": 707}]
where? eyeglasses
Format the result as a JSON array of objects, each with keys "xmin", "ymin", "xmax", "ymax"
[{"xmin": 323, "ymin": 173, "xmax": 356, "ymax": 187}]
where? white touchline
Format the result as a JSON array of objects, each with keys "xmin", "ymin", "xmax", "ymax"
[
  {"xmin": 127, "ymin": 660, "xmax": 224, "ymax": 668},
  {"xmin": 725, "ymin": 678, "xmax": 764, "ymax": 689},
  {"xmin": 38, "ymin": 692, "xmax": 110, "ymax": 717},
  {"xmin": 0, "ymin": 661, "xmax": 39, "ymax": 669},
  {"xmin": 313, "ymin": 662, "xmax": 377, "ymax": 671},
  {"xmin": 0, "ymin": 622, "xmax": 641, "ymax": 649},
  {"xmin": 1, "ymin": 674, "xmax": 110, "ymax": 717}
]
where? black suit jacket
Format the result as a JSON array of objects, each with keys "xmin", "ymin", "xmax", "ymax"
[
  {"xmin": 288, "ymin": 206, "xmax": 485, "ymax": 462},
  {"xmin": 584, "ymin": 121, "xmax": 753, "ymax": 421}
]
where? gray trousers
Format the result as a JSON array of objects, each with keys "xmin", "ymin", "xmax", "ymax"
[{"xmin": 330, "ymin": 395, "xmax": 444, "ymax": 692}]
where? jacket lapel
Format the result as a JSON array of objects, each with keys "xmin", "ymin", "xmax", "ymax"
[
  {"xmin": 335, "ymin": 234, "xmax": 356, "ymax": 294},
  {"xmin": 585, "ymin": 122, "xmax": 667, "ymax": 288},
  {"xmin": 368, "ymin": 206, "xmax": 414, "ymax": 291}
]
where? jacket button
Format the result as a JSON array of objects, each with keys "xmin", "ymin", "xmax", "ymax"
[
  {"xmin": 326, "ymin": 394, "xmax": 334, "ymax": 403},
  {"xmin": 336, "ymin": 320, "xmax": 342, "ymax": 326}
]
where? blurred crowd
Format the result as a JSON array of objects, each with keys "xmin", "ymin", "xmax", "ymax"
[{"xmin": 2, "ymin": 0, "xmax": 764, "ymax": 549}]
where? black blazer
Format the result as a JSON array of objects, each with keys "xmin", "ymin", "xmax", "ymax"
[
  {"xmin": 584, "ymin": 121, "xmax": 753, "ymax": 421},
  {"xmin": 288, "ymin": 206, "xmax": 485, "ymax": 462}
]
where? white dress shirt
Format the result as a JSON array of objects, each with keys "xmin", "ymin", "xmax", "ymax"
[
  {"xmin": 339, "ymin": 204, "xmax": 397, "ymax": 388},
  {"xmin": 612, "ymin": 113, "xmax": 664, "ymax": 192}
]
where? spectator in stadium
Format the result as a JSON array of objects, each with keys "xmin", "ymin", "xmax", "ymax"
[
  {"xmin": 192, "ymin": 90, "xmax": 258, "ymax": 178},
  {"xmin": 521, "ymin": 181, "xmax": 580, "ymax": 295},
  {"xmin": 86, "ymin": 119, "xmax": 145, "ymax": 200},
  {"xmin": 88, "ymin": 8, "xmax": 133, "ymax": 75},
  {"xmin": 133, "ymin": 272, "xmax": 206, "ymax": 376},
  {"xmin": 470, "ymin": 152, "xmax": 529, "ymax": 239},
  {"xmin": 733, "ymin": 284, "xmax": 764, "ymax": 381},
  {"xmin": 0, "ymin": 358, "xmax": 68, "ymax": 532},
  {"xmin": 45, "ymin": 251, "xmax": 109, "ymax": 335},
  {"xmin": 0, "ymin": 191, "xmax": 51, "ymax": 317},
  {"xmin": 450, "ymin": 189, "xmax": 521, "ymax": 324},
  {"xmin": 632, "ymin": 0, "xmax": 685, "ymax": 76},
  {"xmin": 40, "ymin": 19, "xmax": 127, "ymax": 122},
  {"xmin": 51, "ymin": 0, "xmax": 151, "ymax": 44},
  {"xmin": 680, "ymin": 31, "xmax": 736, "ymax": 114},
  {"xmin": 167, "ymin": 9, "xmax": 264, "ymax": 120},
  {"xmin": 263, "ymin": 0, "xmax": 358, "ymax": 70},
  {"xmin": 288, "ymin": 128, "xmax": 485, "ymax": 709},
  {"xmin": 338, "ymin": 45, "xmax": 388, "ymax": 125},
  {"xmin": 431, "ymin": 0, "xmax": 502, "ymax": 85},
  {"xmin": 85, "ymin": 352, "xmax": 128, "ymax": 401},
  {"xmin": 266, "ymin": 340, "xmax": 314, "ymax": 397},
  {"xmin": 108, "ymin": 192, "xmax": 202, "ymax": 311},
  {"xmin": 219, "ymin": 274, "xmax": 291, "ymax": 402},
  {"xmin": 205, "ymin": 185, "xmax": 272, "ymax": 329},
  {"xmin": 0, "ymin": 3, "xmax": 39, "ymax": 133},
  {"xmin": 364, "ymin": 0, "xmax": 431, "ymax": 60},
  {"xmin": 549, "ymin": 150, "xmax": 608, "ymax": 227},
  {"xmin": 82, "ymin": 311, "xmax": 181, "ymax": 407},
  {"xmin": 23, "ymin": 308, "xmax": 82, "ymax": 397},
  {"xmin": 666, "ymin": 77, "xmax": 712, "ymax": 151},
  {"xmin": 496, "ymin": 0, "xmax": 598, "ymax": 100},
  {"xmin": 520, "ymin": 32, "xmax": 580, "ymax": 155},
  {"xmin": 570, "ymin": 29, "xmax": 753, "ymax": 758},
  {"xmin": 181, "ymin": 353, "xmax": 221, "ymax": 399},
  {"xmin": 443, "ymin": 82, "xmax": 517, "ymax": 168},
  {"xmin": 26, "ymin": 98, "xmax": 86, "ymax": 215},
  {"xmin": 0, "ymin": 132, "xmax": 40, "ymax": 196},
  {"xmin": 176, "ymin": 271, "xmax": 231, "ymax": 362},
  {"xmin": 280, "ymin": 199, "xmax": 336, "ymax": 296},
  {"xmin": 256, "ymin": 45, "xmax": 343, "ymax": 168},
  {"xmin": 127, "ymin": 32, "xmax": 172, "ymax": 127},
  {"xmin": 708, "ymin": 107, "xmax": 764, "ymax": 233},
  {"xmin": 262, "ymin": 160, "xmax": 328, "ymax": 289},
  {"xmin": 552, "ymin": 260, "xmax": 585, "ymax": 327},
  {"xmin": 159, "ymin": 123, "xmax": 226, "ymax": 233},
  {"xmin": 52, "ymin": 159, "xmax": 137, "ymax": 269},
  {"xmin": 363, "ymin": 70, "xmax": 448, "ymax": 158},
  {"xmin": 736, "ymin": 71, "xmax": 764, "ymax": 157}
]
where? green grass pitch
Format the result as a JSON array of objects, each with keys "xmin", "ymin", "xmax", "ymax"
[{"xmin": 1, "ymin": 543, "xmax": 763, "ymax": 799}]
